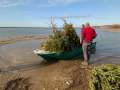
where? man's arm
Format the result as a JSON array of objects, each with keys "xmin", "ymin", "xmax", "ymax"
[
  {"xmin": 92, "ymin": 28, "xmax": 97, "ymax": 39},
  {"xmin": 80, "ymin": 29, "xmax": 85, "ymax": 44}
]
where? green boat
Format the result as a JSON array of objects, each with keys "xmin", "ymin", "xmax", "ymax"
[{"xmin": 34, "ymin": 42, "xmax": 96, "ymax": 61}]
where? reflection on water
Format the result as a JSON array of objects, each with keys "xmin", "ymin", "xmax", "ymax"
[{"xmin": 0, "ymin": 29, "xmax": 120, "ymax": 70}]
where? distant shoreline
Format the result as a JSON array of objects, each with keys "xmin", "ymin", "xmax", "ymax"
[
  {"xmin": 0, "ymin": 26, "xmax": 120, "ymax": 32},
  {"xmin": 94, "ymin": 24, "xmax": 120, "ymax": 32},
  {"xmin": 96, "ymin": 27, "xmax": 120, "ymax": 32}
]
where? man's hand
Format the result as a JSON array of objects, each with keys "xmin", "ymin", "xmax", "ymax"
[{"xmin": 80, "ymin": 41, "xmax": 83, "ymax": 45}]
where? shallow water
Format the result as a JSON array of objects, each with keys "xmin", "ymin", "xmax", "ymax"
[
  {"xmin": 91, "ymin": 29, "xmax": 120, "ymax": 64},
  {"xmin": 0, "ymin": 40, "xmax": 43, "ymax": 69},
  {"xmin": 0, "ymin": 28, "xmax": 120, "ymax": 70}
]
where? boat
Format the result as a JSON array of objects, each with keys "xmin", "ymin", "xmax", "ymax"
[
  {"xmin": 34, "ymin": 16, "xmax": 97, "ymax": 61},
  {"xmin": 34, "ymin": 42, "xmax": 96, "ymax": 61}
]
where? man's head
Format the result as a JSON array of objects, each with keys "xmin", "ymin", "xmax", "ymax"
[
  {"xmin": 86, "ymin": 22, "xmax": 90, "ymax": 27},
  {"xmin": 82, "ymin": 24, "xmax": 85, "ymax": 28}
]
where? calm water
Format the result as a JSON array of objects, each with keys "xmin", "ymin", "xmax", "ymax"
[
  {"xmin": 0, "ymin": 27, "xmax": 120, "ymax": 69},
  {"xmin": 0, "ymin": 27, "xmax": 51, "ymax": 39},
  {"xmin": 92, "ymin": 29, "xmax": 120, "ymax": 64}
]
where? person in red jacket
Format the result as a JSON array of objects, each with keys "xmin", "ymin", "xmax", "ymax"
[{"xmin": 80, "ymin": 23, "xmax": 97, "ymax": 65}]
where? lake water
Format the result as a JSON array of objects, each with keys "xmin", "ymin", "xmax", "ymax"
[
  {"xmin": 0, "ymin": 27, "xmax": 51, "ymax": 39},
  {"xmin": 0, "ymin": 27, "xmax": 120, "ymax": 70}
]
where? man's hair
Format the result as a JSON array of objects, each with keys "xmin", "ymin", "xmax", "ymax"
[
  {"xmin": 82, "ymin": 24, "xmax": 85, "ymax": 27},
  {"xmin": 86, "ymin": 22, "xmax": 90, "ymax": 26}
]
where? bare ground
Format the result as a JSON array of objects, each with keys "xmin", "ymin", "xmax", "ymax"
[{"xmin": 0, "ymin": 60, "xmax": 91, "ymax": 90}]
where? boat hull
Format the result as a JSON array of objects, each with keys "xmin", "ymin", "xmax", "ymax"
[
  {"xmin": 35, "ymin": 42, "xmax": 96, "ymax": 61},
  {"xmin": 37, "ymin": 47, "xmax": 83, "ymax": 61}
]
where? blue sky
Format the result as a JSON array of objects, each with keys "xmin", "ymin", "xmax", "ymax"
[{"xmin": 0, "ymin": 0, "xmax": 120, "ymax": 27}]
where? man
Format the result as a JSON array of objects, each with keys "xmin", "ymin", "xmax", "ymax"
[
  {"xmin": 80, "ymin": 24, "xmax": 85, "ymax": 44},
  {"xmin": 80, "ymin": 23, "xmax": 97, "ymax": 65}
]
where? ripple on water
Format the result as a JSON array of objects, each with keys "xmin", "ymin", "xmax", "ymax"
[{"xmin": 0, "ymin": 40, "xmax": 43, "ymax": 69}]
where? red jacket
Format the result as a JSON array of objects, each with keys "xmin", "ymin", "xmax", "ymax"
[{"xmin": 81, "ymin": 26, "xmax": 96, "ymax": 43}]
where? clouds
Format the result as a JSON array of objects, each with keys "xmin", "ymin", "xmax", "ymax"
[
  {"xmin": 0, "ymin": 0, "xmax": 27, "ymax": 7},
  {"xmin": 48, "ymin": 0, "xmax": 85, "ymax": 5},
  {"xmin": 0, "ymin": 0, "xmax": 118, "ymax": 8},
  {"xmin": 0, "ymin": 0, "xmax": 88, "ymax": 8},
  {"xmin": 29, "ymin": 0, "xmax": 83, "ymax": 7},
  {"xmin": 38, "ymin": 0, "xmax": 87, "ymax": 7}
]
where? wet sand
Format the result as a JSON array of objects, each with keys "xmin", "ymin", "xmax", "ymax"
[{"xmin": 0, "ymin": 60, "xmax": 90, "ymax": 90}]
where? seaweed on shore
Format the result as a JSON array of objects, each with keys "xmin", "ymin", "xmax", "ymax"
[{"xmin": 90, "ymin": 65, "xmax": 120, "ymax": 90}]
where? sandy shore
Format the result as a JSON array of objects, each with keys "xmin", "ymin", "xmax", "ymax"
[{"xmin": 0, "ymin": 60, "xmax": 91, "ymax": 90}]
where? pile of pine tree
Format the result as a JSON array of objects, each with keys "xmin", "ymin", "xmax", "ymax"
[
  {"xmin": 90, "ymin": 65, "xmax": 120, "ymax": 90},
  {"xmin": 41, "ymin": 23, "xmax": 80, "ymax": 52}
]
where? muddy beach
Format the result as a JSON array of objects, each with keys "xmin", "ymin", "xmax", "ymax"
[{"xmin": 0, "ymin": 60, "xmax": 91, "ymax": 90}]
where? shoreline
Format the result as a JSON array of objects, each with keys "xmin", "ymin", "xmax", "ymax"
[
  {"xmin": 98, "ymin": 28, "xmax": 120, "ymax": 32},
  {"xmin": 0, "ymin": 35, "xmax": 47, "ymax": 46}
]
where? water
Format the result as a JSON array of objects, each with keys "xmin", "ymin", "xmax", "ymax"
[
  {"xmin": 91, "ymin": 29, "xmax": 120, "ymax": 64},
  {"xmin": 0, "ymin": 27, "xmax": 120, "ymax": 69},
  {"xmin": 0, "ymin": 27, "xmax": 51, "ymax": 39}
]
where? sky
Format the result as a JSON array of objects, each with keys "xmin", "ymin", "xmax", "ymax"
[{"xmin": 0, "ymin": 0, "xmax": 120, "ymax": 27}]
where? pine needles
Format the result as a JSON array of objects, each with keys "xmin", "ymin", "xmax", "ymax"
[
  {"xmin": 41, "ymin": 23, "xmax": 80, "ymax": 52},
  {"xmin": 90, "ymin": 65, "xmax": 120, "ymax": 90}
]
